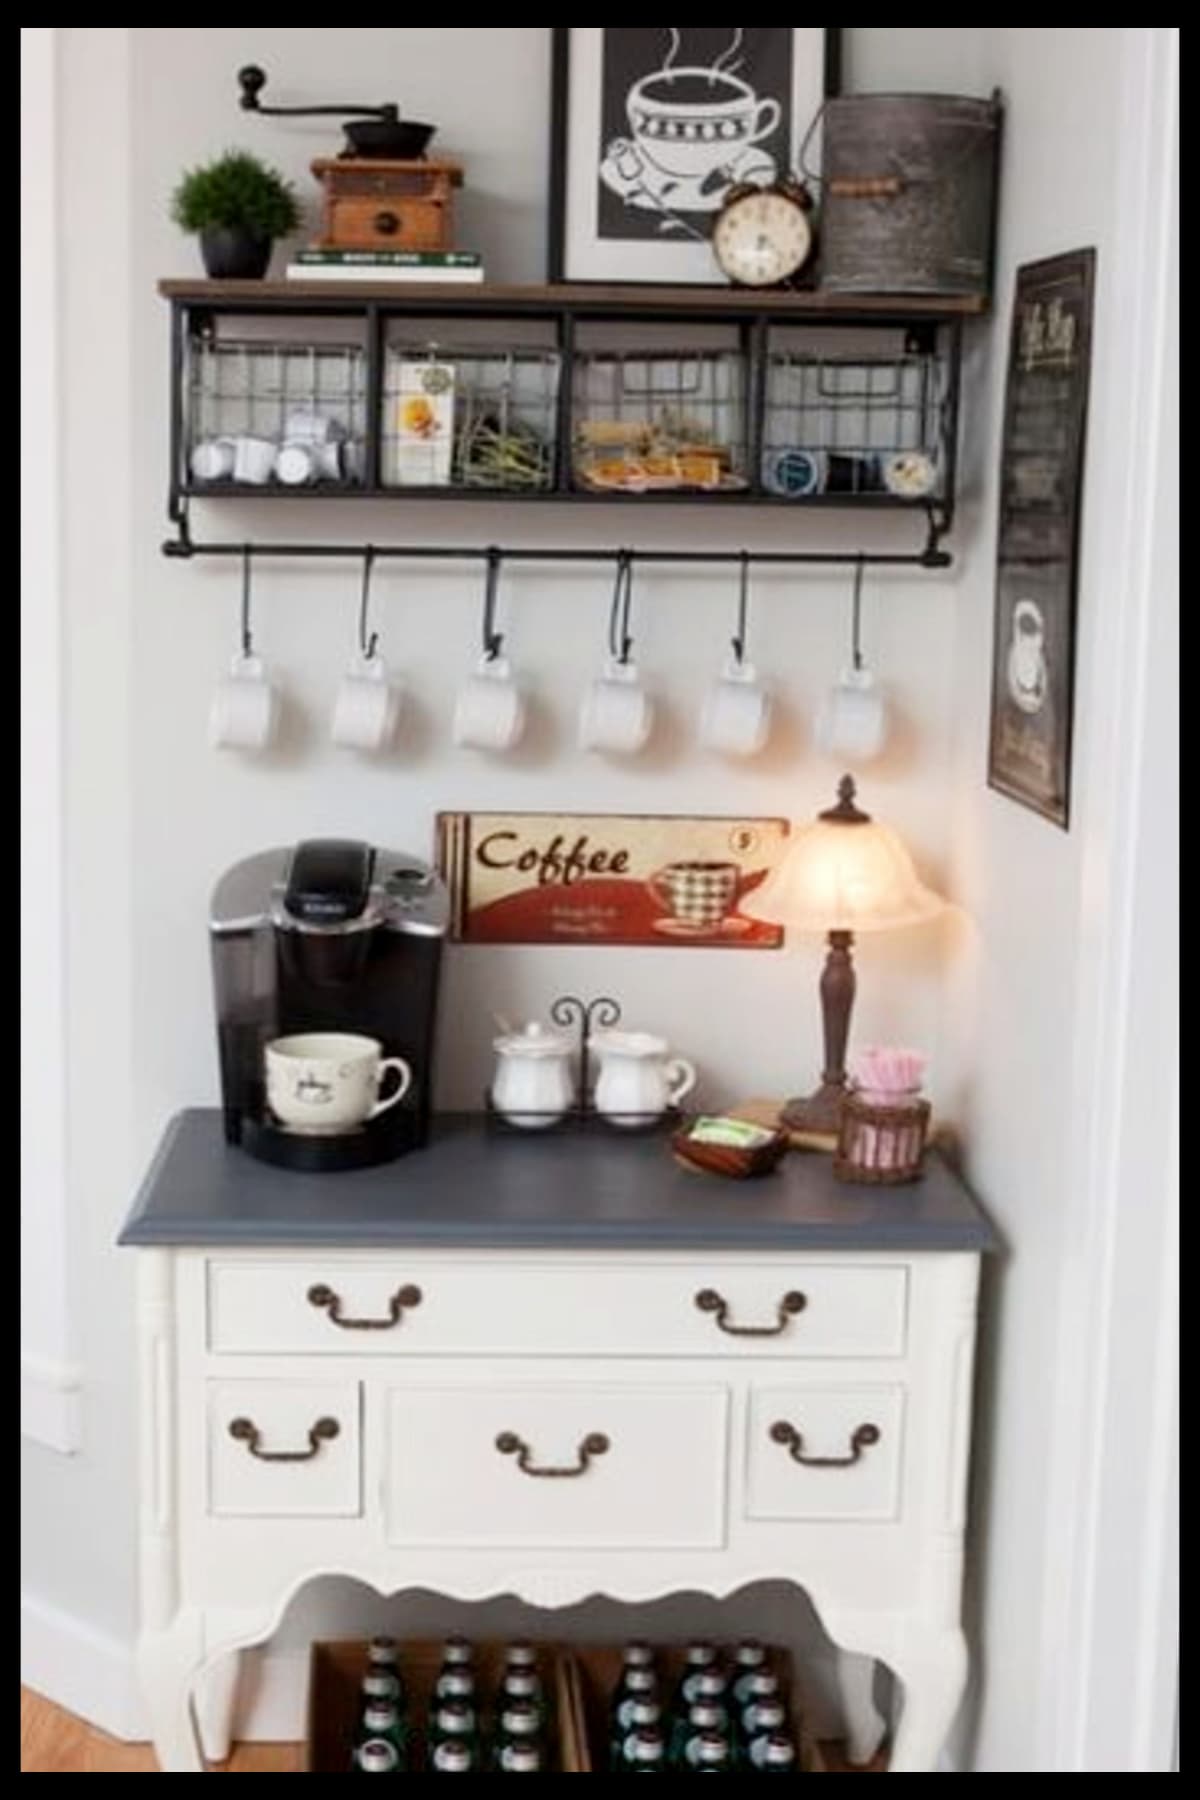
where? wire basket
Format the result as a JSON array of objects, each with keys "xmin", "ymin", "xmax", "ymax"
[
  {"xmin": 383, "ymin": 346, "xmax": 559, "ymax": 491},
  {"xmin": 763, "ymin": 349, "xmax": 947, "ymax": 500},
  {"xmin": 184, "ymin": 337, "xmax": 368, "ymax": 488},
  {"xmin": 572, "ymin": 348, "xmax": 749, "ymax": 494},
  {"xmin": 832, "ymin": 1090, "xmax": 932, "ymax": 1184}
]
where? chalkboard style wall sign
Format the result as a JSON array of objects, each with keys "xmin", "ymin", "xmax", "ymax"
[{"xmin": 987, "ymin": 248, "xmax": 1096, "ymax": 828}]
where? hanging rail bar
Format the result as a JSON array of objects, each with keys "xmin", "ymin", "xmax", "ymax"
[{"xmin": 162, "ymin": 529, "xmax": 952, "ymax": 571}]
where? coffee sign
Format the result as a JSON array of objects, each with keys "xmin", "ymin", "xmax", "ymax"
[{"xmin": 436, "ymin": 812, "xmax": 788, "ymax": 948}]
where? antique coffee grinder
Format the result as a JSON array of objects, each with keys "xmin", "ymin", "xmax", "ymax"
[{"xmin": 210, "ymin": 838, "xmax": 448, "ymax": 1170}]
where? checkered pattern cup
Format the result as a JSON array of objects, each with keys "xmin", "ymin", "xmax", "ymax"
[{"xmin": 648, "ymin": 860, "xmax": 741, "ymax": 931}]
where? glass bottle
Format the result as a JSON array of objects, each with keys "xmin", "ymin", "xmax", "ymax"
[
  {"xmin": 359, "ymin": 1670, "xmax": 402, "ymax": 1718},
  {"xmin": 492, "ymin": 1700, "xmax": 544, "ymax": 1772},
  {"xmin": 351, "ymin": 1702, "xmax": 407, "ymax": 1772},
  {"xmin": 610, "ymin": 1696, "xmax": 663, "ymax": 1771},
  {"xmin": 610, "ymin": 1665, "xmax": 660, "ymax": 1758},
  {"xmin": 675, "ymin": 1699, "xmax": 734, "ymax": 1771},
  {"xmin": 729, "ymin": 1641, "xmax": 770, "ymax": 1709},
  {"xmin": 427, "ymin": 1698, "xmax": 479, "ymax": 1771},
  {"xmin": 670, "ymin": 1669, "xmax": 729, "ymax": 1763},
  {"xmin": 736, "ymin": 1670, "xmax": 781, "ymax": 1742},
  {"xmin": 741, "ymin": 1695, "xmax": 788, "ymax": 1754},
  {"xmin": 673, "ymin": 1645, "xmax": 723, "ymax": 1716}
]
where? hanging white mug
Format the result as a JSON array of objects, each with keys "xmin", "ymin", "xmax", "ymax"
[
  {"xmin": 700, "ymin": 656, "xmax": 772, "ymax": 758},
  {"xmin": 454, "ymin": 655, "xmax": 527, "ymax": 752},
  {"xmin": 332, "ymin": 651, "xmax": 400, "ymax": 752},
  {"xmin": 814, "ymin": 665, "xmax": 887, "ymax": 762},
  {"xmin": 208, "ymin": 652, "xmax": 279, "ymax": 752},
  {"xmin": 579, "ymin": 659, "xmax": 654, "ymax": 755}
]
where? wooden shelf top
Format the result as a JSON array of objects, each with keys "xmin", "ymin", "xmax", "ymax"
[{"xmin": 157, "ymin": 277, "xmax": 988, "ymax": 320}]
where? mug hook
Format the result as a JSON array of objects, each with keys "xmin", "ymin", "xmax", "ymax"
[
  {"xmin": 482, "ymin": 545, "xmax": 504, "ymax": 661},
  {"xmin": 240, "ymin": 544, "xmax": 254, "ymax": 658},
  {"xmin": 732, "ymin": 550, "xmax": 751, "ymax": 664},
  {"xmin": 851, "ymin": 555, "xmax": 866, "ymax": 672},
  {"xmin": 608, "ymin": 549, "xmax": 634, "ymax": 666},
  {"xmin": 358, "ymin": 544, "xmax": 379, "ymax": 661}
]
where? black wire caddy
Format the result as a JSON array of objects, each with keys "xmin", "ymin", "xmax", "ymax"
[{"xmin": 484, "ymin": 995, "xmax": 684, "ymax": 1137}]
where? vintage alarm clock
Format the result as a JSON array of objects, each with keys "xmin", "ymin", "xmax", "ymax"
[{"xmin": 711, "ymin": 177, "xmax": 816, "ymax": 288}]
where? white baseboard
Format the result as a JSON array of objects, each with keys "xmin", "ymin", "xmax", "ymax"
[
  {"xmin": 20, "ymin": 1592, "xmax": 309, "ymax": 1746},
  {"xmin": 21, "ymin": 1592, "xmax": 143, "ymax": 1741},
  {"xmin": 21, "ymin": 1351, "xmax": 82, "ymax": 1454}
]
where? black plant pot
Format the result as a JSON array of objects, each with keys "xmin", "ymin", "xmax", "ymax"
[{"xmin": 199, "ymin": 227, "xmax": 273, "ymax": 280}]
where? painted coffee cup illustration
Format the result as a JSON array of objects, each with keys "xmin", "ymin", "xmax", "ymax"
[
  {"xmin": 627, "ymin": 67, "xmax": 781, "ymax": 186},
  {"xmin": 648, "ymin": 859, "xmax": 742, "ymax": 935}
]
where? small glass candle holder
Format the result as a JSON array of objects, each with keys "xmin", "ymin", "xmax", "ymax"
[{"xmin": 834, "ymin": 1085, "xmax": 931, "ymax": 1184}]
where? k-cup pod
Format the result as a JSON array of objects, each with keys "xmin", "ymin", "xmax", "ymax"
[
  {"xmin": 332, "ymin": 652, "xmax": 400, "ymax": 752},
  {"xmin": 882, "ymin": 449, "xmax": 937, "ymax": 498},
  {"xmin": 208, "ymin": 651, "xmax": 279, "ymax": 752},
  {"xmin": 814, "ymin": 665, "xmax": 887, "ymax": 762},
  {"xmin": 453, "ymin": 655, "xmax": 527, "ymax": 752},
  {"xmin": 274, "ymin": 442, "xmax": 316, "ymax": 486},
  {"xmin": 823, "ymin": 451, "xmax": 882, "ymax": 495},
  {"xmin": 232, "ymin": 435, "xmax": 279, "ymax": 486},
  {"xmin": 190, "ymin": 437, "xmax": 236, "ymax": 482},
  {"xmin": 700, "ymin": 656, "xmax": 772, "ymax": 758},
  {"xmin": 763, "ymin": 447, "xmax": 826, "ymax": 497},
  {"xmin": 312, "ymin": 438, "xmax": 344, "ymax": 482},
  {"xmin": 579, "ymin": 659, "xmax": 654, "ymax": 755}
]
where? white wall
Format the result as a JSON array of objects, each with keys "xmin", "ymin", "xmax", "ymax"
[{"xmin": 21, "ymin": 27, "xmax": 1176, "ymax": 1772}]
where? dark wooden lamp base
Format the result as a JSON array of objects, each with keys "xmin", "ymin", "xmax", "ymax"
[{"xmin": 783, "ymin": 927, "xmax": 857, "ymax": 1143}]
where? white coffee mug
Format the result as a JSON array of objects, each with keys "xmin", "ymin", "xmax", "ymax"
[
  {"xmin": 453, "ymin": 655, "xmax": 527, "ymax": 751},
  {"xmin": 208, "ymin": 652, "xmax": 279, "ymax": 752},
  {"xmin": 233, "ymin": 435, "xmax": 278, "ymax": 485},
  {"xmin": 579, "ymin": 659, "xmax": 653, "ymax": 755},
  {"xmin": 814, "ymin": 665, "xmax": 887, "ymax": 762},
  {"xmin": 700, "ymin": 656, "xmax": 772, "ymax": 758},
  {"xmin": 190, "ymin": 437, "xmax": 236, "ymax": 482},
  {"xmin": 332, "ymin": 652, "xmax": 400, "ymax": 752},
  {"xmin": 265, "ymin": 1032, "xmax": 411, "ymax": 1136}
]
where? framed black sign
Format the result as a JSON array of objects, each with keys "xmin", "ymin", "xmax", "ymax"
[
  {"xmin": 987, "ymin": 249, "xmax": 1096, "ymax": 828},
  {"xmin": 548, "ymin": 28, "xmax": 840, "ymax": 285}
]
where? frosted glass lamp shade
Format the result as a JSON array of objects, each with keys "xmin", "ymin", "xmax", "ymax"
[{"xmin": 741, "ymin": 785, "xmax": 944, "ymax": 935}]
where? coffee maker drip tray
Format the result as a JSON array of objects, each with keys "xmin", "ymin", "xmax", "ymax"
[{"xmin": 240, "ymin": 1114, "xmax": 422, "ymax": 1173}]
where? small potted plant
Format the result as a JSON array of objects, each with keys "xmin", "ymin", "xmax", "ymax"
[{"xmin": 171, "ymin": 149, "xmax": 300, "ymax": 280}]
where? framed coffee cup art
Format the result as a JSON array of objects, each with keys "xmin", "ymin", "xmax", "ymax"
[{"xmin": 548, "ymin": 28, "xmax": 840, "ymax": 285}]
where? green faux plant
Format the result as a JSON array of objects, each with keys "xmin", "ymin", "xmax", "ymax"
[{"xmin": 170, "ymin": 150, "xmax": 300, "ymax": 241}]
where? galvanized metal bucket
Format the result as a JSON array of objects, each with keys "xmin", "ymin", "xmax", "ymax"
[{"xmin": 819, "ymin": 92, "xmax": 1002, "ymax": 298}]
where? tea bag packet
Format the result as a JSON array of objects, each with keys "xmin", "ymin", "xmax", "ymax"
[{"xmin": 686, "ymin": 1116, "xmax": 778, "ymax": 1149}]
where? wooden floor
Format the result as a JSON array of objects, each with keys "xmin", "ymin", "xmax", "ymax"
[{"xmin": 21, "ymin": 1686, "xmax": 885, "ymax": 1773}]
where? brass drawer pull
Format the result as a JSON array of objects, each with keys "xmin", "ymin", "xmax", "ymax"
[
  {"xmin": 695, "ymin": 1287, "xmax": 807, "ymax": 1337},
  {"xmin": 769, "ymin": 1419, "xmax": 880, "ymax": 1467},
  {"xmin": 494, "ymin": 1430, "xmax": 610, "ymax": 1478},
  {"xmin": 228, "ymin": 1415, "xmax": 340, "ymax": 1462},
  {"xmin": 307, "ymin": 1282, "xmax": 422, "ymax": 1329}
]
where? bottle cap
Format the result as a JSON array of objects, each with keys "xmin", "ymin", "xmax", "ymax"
[
  {"xmin": 624, "ymin": 1641, "xmax": 655, "ymax": 1667},
  {"xmin": 628, "ymin": 1699, "xmax": 661, "ymax": 1728},
  {"xmin": 367, "ymin": 1635, "xmax": 399, "ymax": 1663},
  {"xmin": 500, "ymin": 1703, "xmax": 539, "ymax": 1736},
  {"xmin": 504, "ymin": 1670, "xmax": 538, "ymax": 1697},
  {"xmin": 438, "ymin": 1671, "xmax": 474, "ymax": 1699},
  {"xmin": 362, "ymin": 1672, "xmax": 400, "ymax": 1700},
  {"xmin": 734, "ymin": 1640, "xmax": 766, "ymax": 1667},
  {"xmin": 762, "ymin": 1733, "xmax": 797, "ymax": 1767},
  {"xmin": 505, "ymin": 1641, "xmax": 538, "ymax": 1668},
  {"xmin": 362, "ymin": 1703, "xmax": 398, "ymax": 1731},
  {"xmin": 504, "ymin": 1741, "xmax": 542, "ymax": 1770},
  {"xmin": 443, "ymin": 1636, "xmax": 473, "ymax": 1665},
  {"xmin": 689, "ymin": 1701, "xmax": 725, "ymax": 1729},
  {"xmin": 436, "ymin": 1701, "xmax": 475, "ymax": 1735},
  {"xmin": 695, "ymin": 1732, "xmax": 730, "ymax": 1764},
  {"xmin": 357, "ymin": 1739, "xmax": 399, "ymax": 1773},
  {"xmin": 433, "ymin": 1741, "xmax": 472, "ymax": 1771},
  {"xmin": 625, "ymin": 1667, "xmax": 656, "ymax": 1694},
  {"xmin": 684, "ymin": 1642, "xmax": 717, "ymax": 1666},
  {"xmin": 630, "ymin": 1729, "xmax": 665, "ymax": 1762}
]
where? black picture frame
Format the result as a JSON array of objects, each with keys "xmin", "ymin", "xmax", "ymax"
[
  {"xmin": 548, "ymin": 28, "xmax": 842, "ymax": 286},
  {"xmin": 987, "ymin": 249, "xmax": 1096, "ymax": 829}
]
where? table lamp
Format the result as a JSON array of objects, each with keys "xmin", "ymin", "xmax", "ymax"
[{"xmin": 739, "ymin": 775, "xmax": 945, "ymax": 1136}]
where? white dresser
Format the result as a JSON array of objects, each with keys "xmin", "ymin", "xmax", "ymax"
[{"xmin": 120, "ymin": 1109, "xmax": 995, "ymax": 1773}]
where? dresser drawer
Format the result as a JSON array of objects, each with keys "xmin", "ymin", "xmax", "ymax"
[
  {"xmin": 384, "ymin": 1383, "xmax": 728, "ymax": 1549},
  {"xmin": 745, "ymin": 1384, "xmax": 905, "ymax": 1523},
  {"xmin": 206, "ymin": 1379, "xmax": 361, "ymax": 1519},
  {"xmin": 207, "ymin": 1258, "xmax": 907, "ymax": 1360},
  {"xmin": 327, "ymin": 197, "xmax": 445, "ymax": 250}
]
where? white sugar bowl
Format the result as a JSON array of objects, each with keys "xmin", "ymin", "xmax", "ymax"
[{"xmin": 490, "ymin": 1021, "xmax": 576, "ymax": 1129}]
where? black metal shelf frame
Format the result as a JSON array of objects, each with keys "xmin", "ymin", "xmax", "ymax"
[{"xmin": 164, "ymin": 287, "xmax": 963, "ymax": 571}]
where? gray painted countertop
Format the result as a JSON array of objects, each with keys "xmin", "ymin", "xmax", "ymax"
[{"xmin": 118, "ymin": 1109, "xmax": 997, "ymax": 1252}]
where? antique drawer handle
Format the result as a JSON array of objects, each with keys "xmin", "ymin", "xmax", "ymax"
[
  {"xmin": 769, "ymin": 1419, "xmax": 881, "ymax": 1467},
  {"xmin": 374, "ymin": 209, "xmax": 400, "ymax": 235},
  {"xmin": 307, "ymin": 1282, "xmax": 422, "ymax": 1329},
  {"xmin": 228, "ymin": 1415, "xmax": 340, "ymax": 1462},
  {"xmin": 494, "ymin": 1430, "xmax": 610, "ymax": 1478},
  {"xmin": 694, "ymin": 1287, "xmax": 807, "ymax": 1337}
]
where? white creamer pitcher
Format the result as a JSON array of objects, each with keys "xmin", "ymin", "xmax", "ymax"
[
  {"xmin": 591, "ymin": 1030, "xmax": 697, "ymax": 1127},
  {"xmin": 491, "ymin": 1021, "xmax": 576, "ymax": 1129}
]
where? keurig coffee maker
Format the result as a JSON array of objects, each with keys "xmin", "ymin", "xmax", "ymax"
[{"xmin": 210, "ymin": 838, "xmax": 448, "ymax": 1170}]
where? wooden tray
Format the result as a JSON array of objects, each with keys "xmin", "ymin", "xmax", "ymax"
[
  {"xmin": 303, "ymin": 1639, "xmax": 588, "ymax": 1773},
  {"xmin": 564, "ymin": 1642, "xmax": 825, "ymax": 1773}
]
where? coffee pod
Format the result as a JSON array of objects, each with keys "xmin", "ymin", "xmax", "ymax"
[
  {"xmin": 312, "ymin": 439, "xmax": 344, "ymax": 482},
  {"xmin": 814, "ymin": 665, "xmax": 887, "ymax": 762},
  {"xmin": 579, "ymin": 659, "xmax": 653, "ymax": 755},
  {"xmin": 763, "ymin": 447, "xmax": 826, "ymax": 497},
  {"xmin": 700, "ymin": 656, "xmax": 771, "ymax": 758},
  {"xmin": 190, "ymin": 437, "xmax": 236, "ymax": 482},
  {"xmin": 232, "ymin": 435, "xmax": 278, "ymax": 486},
  {"xmin": 275, "ymin": 442, "xmax": 316, "ymax": 486},
  {"xmin": 823, "ymin": 451, "xmax": 881, "ymax": 495},
  {"xmin": 882, "ymin": 450, "xmax": 937, "ymax": 498}
]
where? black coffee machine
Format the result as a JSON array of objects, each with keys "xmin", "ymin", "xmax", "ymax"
[{"xmin": 210, "ymin": 838, "xmax": 448, "ymax": 1170}]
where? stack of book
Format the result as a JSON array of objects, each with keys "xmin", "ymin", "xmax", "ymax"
[{"xmin": 285, "ymin": 250, "xmax": 484, "ymax": 285}]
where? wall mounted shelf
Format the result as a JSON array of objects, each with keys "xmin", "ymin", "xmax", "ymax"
[{"xmin": 161, "ymin": 278, "xmax": 980, "ymax": 563}]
